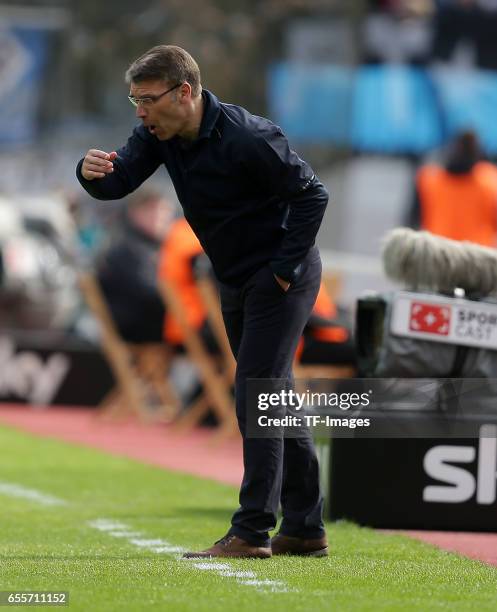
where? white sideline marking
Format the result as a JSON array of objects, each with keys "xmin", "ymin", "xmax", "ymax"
[
  {"xmin": 188, "ymin": 561, "xmax": 289, "ymax": 592},
  {"xmin": 129, "ymin": 539, "xmax": 185, "ymax": 553},
  {"xmin": 89, "ymin": 518, "xmax": 292, "ymax": 593},
  {"xmin": 0, "ymin": 484, "xmax": 292, "ymax": 594},
  {"xmin": 150, "ymin": 546, "xmax": 185, "ymax": 553},
  {"xmin": 89, "ymin": 519, "xmax": 128, "ymax": 531},
  {"xmin": 192, "ymin": 562, "xmax": 231, "ymax": 571},
  {"xmin": 108, "ymin": 531, "xmax": 143, "ymax": 538},
  {"xmin": 238, "ymin": 579, "xmax": 288, "ymax": 592},
  {"xmin": 130, "ymin": 538, "xmax": 170, "ymax": 547},
  {"xmin": 0, "ymin": 482, "xmax": 68, "ymax": 506},
  {"xmin": 220, "ymin": 570, "xmax": 257, "ymax": 579},
  {"xmin": 88, "ymin": 520, "xmax": 186, "ymax": 555},
  {"xmin": 240, "ymin": 579, "xmax": 285, "ymax": 586}
]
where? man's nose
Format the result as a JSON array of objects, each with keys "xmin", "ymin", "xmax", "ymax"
[{"xmin": 136, "ymin": 105, "xmax": 147, "ymax": 119}]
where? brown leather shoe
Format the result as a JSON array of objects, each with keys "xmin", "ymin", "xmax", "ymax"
[
  {"xmin": 271, "ymin": 533, "xmax": 329, "ymax": 557},
  {"xmin": 182, "ymin": 534, "xmax": 272, "ymax": 559}
]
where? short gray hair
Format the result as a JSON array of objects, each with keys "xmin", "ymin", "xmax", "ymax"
[{"xmin": 125, "ymin": 45, "xmax": 202, "ymax": 97}]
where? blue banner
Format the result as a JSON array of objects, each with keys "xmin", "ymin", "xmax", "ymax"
[
  {"xmin": 350, "ymin": 66, "xmax": 443, "ymax": 154},
  {"xmin": 268, "ymin": 63, "xmax": 354, "ymax": 145},
  {"xmin": 0, "ymin": 25, "xmax": 49, "ymax": 145},
  {"xmin": 268, "ymin": 62, "xmax": 497, "ymax": 156},
  {"xmin": 432, "ymin": 67, "xmax": 497, "ymax": 156}
]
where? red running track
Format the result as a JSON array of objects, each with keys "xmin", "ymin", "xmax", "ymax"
[
  {"xmin": 400, "ymin": 530, "xmax": 497, "ymax": 567},
  {"xmin": 0, "ymin": 404, "xmax": 243, "ymax": 486},
  {"xmin": 1, "ymin": 404, "xmax": 496, "ymax": 567}
]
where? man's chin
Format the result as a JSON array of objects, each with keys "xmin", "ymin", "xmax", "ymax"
[
  {"xmin": 155, "ymin": 131, "xmax": 174, "ymax": 141},
  {"xmin": 147, "ymin": 126, "xmax": 172, "ymax": 140}
]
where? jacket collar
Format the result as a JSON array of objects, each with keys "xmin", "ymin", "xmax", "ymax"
[{"xmin": 198, "ymin": 89, "xmax": 221, "ymax": 140}]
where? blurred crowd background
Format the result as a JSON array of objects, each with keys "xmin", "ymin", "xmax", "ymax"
[{"xmin": 1, "ymin": 0, "xmax": 497, "ymax": 411}]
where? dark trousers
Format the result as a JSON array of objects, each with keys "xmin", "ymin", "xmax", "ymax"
[{"xmin": 219, "ymin": 246, "xmax": 325, "ymax": 546}]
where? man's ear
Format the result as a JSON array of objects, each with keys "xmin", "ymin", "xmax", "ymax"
[{"xmin": 178, "ymin": 82, "xmax": 192, "ymax": 102}]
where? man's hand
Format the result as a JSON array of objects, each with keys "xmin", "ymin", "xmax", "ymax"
[
  {"xmin": 81, "ymin": 149, "xmax": 118, "ymax": 180},
  {"xmin": 274, "ymin": 274, "xmax": 290, "ymax": 292}
]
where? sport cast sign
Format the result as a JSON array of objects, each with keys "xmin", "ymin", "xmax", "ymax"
[{"xmin": 390, "ymin": 292, "xmax": 497, "ymax": 350}]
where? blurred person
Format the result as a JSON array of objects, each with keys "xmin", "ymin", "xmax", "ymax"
[
  {"xmin": 473, "ymin": 0, "xmax": 497, "ymax": 70},
  {"xmin": 431, "ymin": 0, "xmax": 477, "ymax": 65},
  {"xmin": 363, "ymin": 0, "xmax": 433, "ymax": 65},
  {"xmin": 432, "ymin": 0, "xmax": 497, "ymax": 69},
  {"xmin": 76, "ymin": 45, "xmax": 328, "ymax": 559},
  {"xmin": 295, "ymin": 282, "xmax": 356, "ymax": 367},
  {"xmin": 158, "ymin": 216, "xmax": 217, "ymax": 353},
  {"xmin": 407, "ymin": 130, "xmax": 497, "ymax": 246},
  {"xmin": 158, "ymin": 216, "xmax": 222, "ymax": 426},
  {"xmin": 65, "ymin": 192, "xmax": 106, "ymax": 263},
  {"xmin": 95, "ymin": 188, "xmax": 173, "ymax": 343}
]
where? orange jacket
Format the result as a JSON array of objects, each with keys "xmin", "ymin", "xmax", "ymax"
[
  {"xmin": 158, "ymin": 218, "xmax": 206, "ymax": 344},
  {"xmin": 417, "ymin": 162, "xmax": 497, "ymax": 247}
]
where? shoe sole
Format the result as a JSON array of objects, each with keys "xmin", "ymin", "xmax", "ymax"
[{"xmin": 272, "ymin": 546, "xmax": 329, "ymax": 557}]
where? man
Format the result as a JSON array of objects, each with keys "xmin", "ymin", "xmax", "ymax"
[
  {"xmin": 158, "ymin": 216, "xmax": 217, "ymax": 353},
  {"xmin": 407, "ymin": 130, "xmax": 497, "ymax": 247},
  {"xmin": 95, "ymin": 188, "xmax": 172, "ymax": 343},
  {"xmin": 77, "ymin": 45, "xmax": 328, "ymax": 559}
]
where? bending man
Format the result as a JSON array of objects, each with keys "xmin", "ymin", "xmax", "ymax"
[{"xmin": 77, "ymin": 45, "xmax": 328, "ymax": 559}]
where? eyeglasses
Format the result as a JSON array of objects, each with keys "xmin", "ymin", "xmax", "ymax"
[{"xmin": 128, "ymin": 83, "xmax": 181, "ymax": 108}]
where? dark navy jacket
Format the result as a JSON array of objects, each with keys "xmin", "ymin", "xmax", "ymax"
[{"xmin": 76, "ymin": 89, "xmax": 328, "ymax": 287}]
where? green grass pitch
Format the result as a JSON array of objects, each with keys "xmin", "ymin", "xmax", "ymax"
[{"xmin": 0, "ymin": 425, "xmax": 496, "ymax": 611}]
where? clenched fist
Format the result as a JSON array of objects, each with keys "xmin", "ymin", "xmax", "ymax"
[{"xmin": 81, "ymin": 149, "xmax": 118, "ymax": 180}]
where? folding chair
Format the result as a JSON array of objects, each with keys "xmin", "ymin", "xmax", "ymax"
[
  {"xmin": 158, "ymin": 277, "xmax": 237, "ymax": 436},
  {"xmin": 78, "ymin": 272, "xmax": 180, "ymax": 422},
  {"xmin": 195, "ymin": 275, "xmax": 236, "ymax": 384}
]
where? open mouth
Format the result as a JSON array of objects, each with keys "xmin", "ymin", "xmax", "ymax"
[{"xmin": 148, "ymin": 125, "xmax": 156, "ymax": 134}]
